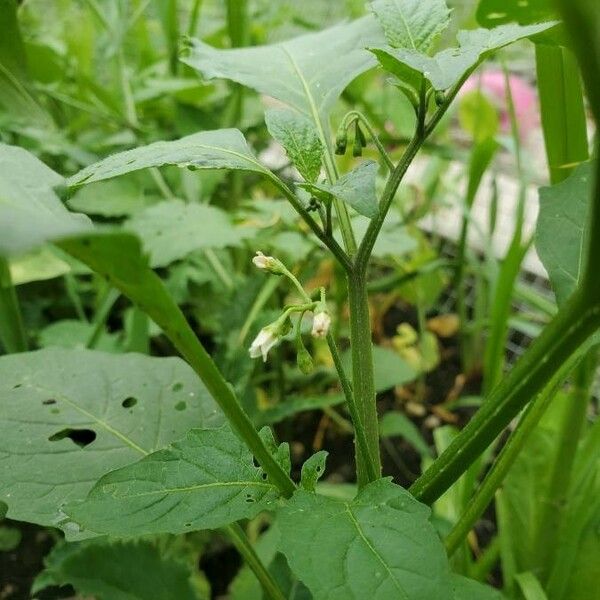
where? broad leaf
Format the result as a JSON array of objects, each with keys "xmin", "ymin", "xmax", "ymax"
[
  {"xmin": 33, "ymin": 539, "xmax": 203, "ymax": 600},
  {"xmin": 127, "ymin": 200, "xmax": 244, "ymax": 267},
  {"xmin": 370, "ymin": 21, "xmax": 555, "ymax": 91},
  {"xmin": 67, "ymin": 426, "xmax": 280, "ymax": 535},
  {"xmin": 277, "ymin": 478, "xmax": 451, "ymax": 599},
  {"xmin": 0, "ymin": 348, "xmax": 222, "ymax": 534},
  {"xmin": 302, "ymin": 161, "xmax": 380, "ymax": 219},
  {"xmin": 67, "ymin": 129, "xmax": 269, "ymax": 188},
  {"xmin": 265, "ymin": 108, "xmax": 323, "ymax": 182},
  {"xmin": 0, "ymin": 143, "xmax": 90, "ymax": 256},
  {"xmin": 452, "ymin": 574, "xmax": 504, "ymax": 599},
  {"xmin": 370, "ymin": 0, "xmax": 451, "ymax": 52},
  {"xmin": 536, "ymin": 161, "xmax": 591, "ymax": 305},
  {"xmin": 182, "ymin": 17, "xmax": 385, "ymax": 130}
]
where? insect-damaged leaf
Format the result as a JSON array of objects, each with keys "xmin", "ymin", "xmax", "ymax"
[
  {"xmin": 0, "ymin": 348, "xmax": 222, "ymax": 535},
  {"xmin": 66, "ymin": 426, "xmax": 281, "ymax": 535},
  {"xmin": 67, "ymin": 128, "xmax": 269, "ymax": 188},
  {"xmin": 277, "ymin": 478, "xmax": 451, "ymax": 599}
]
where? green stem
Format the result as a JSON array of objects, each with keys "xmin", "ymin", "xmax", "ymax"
[
  {"xmin": 347, "ymin": 269, "xmax": 381, "ymax": 486},
  {"xmin": 410, "ymin": 290, "xmax": 600, "ymax": 504},
  {"xmin": 225, "ymin": 523, "xmax": 287, "ymax": 600},
  {"xmin": 187, "ymin": 0, "xmax": 204, "ymax": 37},
  {"xmin": 86, "ymin": 288, "xmax": 120, "ymax": 349},
  {"xmin": 444, "ymin": 351, "xmax": 579, "ymax": 556},
  {"xmin": 0, "ymin": 256, "xmax": 27, "ymax": 353}
]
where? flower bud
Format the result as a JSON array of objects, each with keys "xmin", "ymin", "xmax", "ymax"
[
  {"xmin": 311, "ymin": 311, "xmax": 331, "ymax": 338},
  {"xmin": 296, "ymin": 345, "xmax": 314, "ymax": 374},
  {"xmin": 335, "ymin": 128, "xmax": 348, "ymax": 155},
  {"xmin": 252, "ymin": 251, "xmax": 283, "ymax": 275}
]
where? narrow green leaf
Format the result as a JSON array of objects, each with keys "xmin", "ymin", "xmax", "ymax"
[
  {"xmin": 536, "ymin": 162, "xmax": 592, "ymax": 305},
  {"xmin": 67, "ymin": 129, "xmax": 269, "ymax": 188},
  {"xmin": 67, "ymin": 426, "xmax": 281, "ymax": 535},
  {"xmin": 182, "ymin": 17, "xmax": 385, "ymax": 124},
  {"xmin": 0, "ymin": 348, "xmax": 222, "ymax": 534},
  {"xmin": 127, "ymin": 200, "xmax": 244, "ymax": 268},
  {"xmin": 379, "ymin": 411, "xmax": 432, "ymax": 457},
  {"xmin": 515, "ymin": 572, "xmax": 549, "ymax": 600},
  {"xmin": 277, "ymin": 478, "xmax": 452, "ymax": 599},
  {"xmin": 265, "ymin": 108, "xmax": 322, "ymax": 183},
  {"xmin": 0, "ymin": 144, "xmax": 91, "ymax": 256},
  {"xmin": 370, "ymin": 21, "xmax": 556, "ymax": 91},
  {"xmin": 370, "ymin": 0, "xmax": 451, "ymax": 52},
  {"xmin": 33, "ymin": 539, "xmax": 203, "ymax": 600},
  {"xmin": 302, "ymin": 160, "xmax": 380, "ymax": 219}
]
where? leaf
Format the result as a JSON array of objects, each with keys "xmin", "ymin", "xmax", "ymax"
[
  {"xmin": 0, "ymin": 143, "xmax": 91, "ymax": 256},
  {"xmin": 127, "ymin": 200, "xmax": 244, "ymax": 268},
  {"xmin": 265, "ymin": 108, "xmax": 323, "ymax": 182},
  {"xmin": 33, "ymin": 539, "xmax": 203, "ymax": 600},
  {"xmin": 536, "ymin": 161, "xmax": 591, "ymax": 306},
  {"xmin": 66, "ymin": 426, "xmax": 281, "ymax": 536},
  {"xmin": 67, "ymin": 129, "xmax": 269, "ymax": 188},
  {"xmin": 302, "ymin": 161, "xmax": 380, "ymax": 218},
  {"xmin": 182, "ymin": 17, "xmax": 385, "ymax": 127},
  {"xmin": 476, "ymin": 0, "xmax": 557, "ymax": 27},
  {"xmin": 379, "ymin": 411, "xmax": 432, "ymax": 457},
  {"xmin": 277, "ymin": 478, "xmax": 452, "ymax": 600},
  {"xmin": 0, "ymin": 348, "xmax": 222, "ymax": 534},
  {"xmin": 451, "ymin": 574, "xmax": 504, "ymax": 599},
  {"xmin": 514, "ymin": 572, "xmax": 548, "ymax": 600},
  {"xmin": 370, "ymin": 21, "xmax": 556, "ymax": 91},
  {"xmin": 370, "ymin": 0, "xmax": 451, "ymax": 52},
  {"xmin": 256, "ymin": 393, "xmax": 345, "ymax": 426},
  {"xmin": 300, "ymin": 451, "xmax": 328, "ymax": 491}
]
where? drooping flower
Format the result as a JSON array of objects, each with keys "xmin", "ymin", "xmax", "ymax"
[
  {"xmin": 252, "ymin": 251, "xmax": 283, "ymax": 274},
  {"xmin": 249, "ymin": 326, "xmax": 279, "ymax": 362},
  {"xmin": 311, "ymin": 311, "xmax": 331, "ymax": 338}
]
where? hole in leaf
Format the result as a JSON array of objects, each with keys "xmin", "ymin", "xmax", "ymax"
[
  {"xmin": 122, "ymin": 397, "xmax": 138, "ymax": 408},
  {"xmin": 245, "ymin": 494, "xmax": 255, "ymax": 503},
  {"xmin": 252, "ymin": 456, "xmax": 260, "ymax": 468},
  {"xmin": 316, "ymin": 465, "xmax": 322, "ymax": 472},
  {"xmin": 175, "ymin": 401, "xmax": 186, "ymax": 411},
  {"xmin": 261, "ymin": 472, "xmax": 268, "ymax": 481},
  {"xmin": 172, "ymin": 382, "xmax": 183, "ymax": 392},
  {"xmin": 12, "ymin": 383, "xmax": 22, "ymax": 389},
  {"xmin": 49, "ymin": 428, "xmax": 96, "ymax": 448},
  {"xmin": 184, "ymin": 522, "xmax": 191, "ymax": 527},
  {"xmin": 42, "ymin": 399, "xmax": 57, "ymax": 405}
]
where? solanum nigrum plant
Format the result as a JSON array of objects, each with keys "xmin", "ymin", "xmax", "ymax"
[{"xmin": 0, "ymin": 0, "xmax": 599, "ymax": 598}]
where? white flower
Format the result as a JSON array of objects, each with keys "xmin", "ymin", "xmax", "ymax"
[
  {"xmin": 249, "ymin": 327, "xmax": 279, "ymax": 362},
  {"xmin": 252, "ymin": 251, "xmax": 277, "ymax": 271},
  {"xmin": 311, "ymin": 311, "xmax": 331, "ymax": 338}
]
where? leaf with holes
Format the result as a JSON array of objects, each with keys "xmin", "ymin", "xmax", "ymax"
[
  {"xmin": 0, "ymin": 143, "xmax": 91, "ymax": 256},
  {"xmin": 182, "ymin": 17, "xmax": 385, "ymax": 134},
  {"xmin": 370, "ymin": 0, "xmax": 451, "ymax": 52},
  {"xmin": 33, "ymin": 539, "xmax": 203, "ymax": 600},
  {"xmin": 66, "ymin": 426, "xmax": 281, "ymax": 536},
  {"xmin": 126, "ymin": 199, "xmax": 244, "ymax": 268},
  {"xmin": 265, "ymin": 108, "xmax": 322, "ymax": 182},
  {"xmin": 277, "ymin": 478, "xmax": 451, "ymax": 599},
  {"xmin": 67, "ymin": 129, "xmax": 269, "ymax": 188},
  {"xmin": 370, "ymin": 21, "xmax": 556, "ymax": 91},
  {"xmin": 536, "ymin": 161, "xmax": 591, "ymax": 306},
  {"xmin": 0, "ymin": 348, "xmax": 222, "ymax": 536},
  {"xmin": 301, "ymin": 161, "xmax": 380, "ymax": 219}
]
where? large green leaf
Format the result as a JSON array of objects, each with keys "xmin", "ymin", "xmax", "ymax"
[
  {"xmin": 370, "ymin": 0, "xmax": 451, "ymax": 51},
  {"xmin": 67, "ymin": 129, "xmax": 269, "ymax": 188},
  {"xmin": 0, "ymin": 143, "xmax": 90, "ymax": 256},
  {"xmin": 536, "ymin": 162, "xmax": 592, "ymax": 306},
  {"xmin": 370, "ymin": 21, "xmax": 555, "ymax": 91},
  {"xmin": 33, "ymin": 539, "xmax": 203, "ymax": 600},
  {"xmin": 66, "ymin": 426, "xmax": 281, "ymax": 536},
  {"xmin": 265, "ymin": 108, "xmax": 323, "ymax": 183},
  {"xmin": 0, "ymin": 348, "xmax": 222, "ymax": 534},
  {"xmin": 277, "ymin": 478, "xmax": 451, "ymax": 600},
  {"xmin": 182, "ymin": 17, "xmax": 385, "ymax": 128},
  {"xmin": 127, "ymin": 200, "xmax": 244, "ymax": 267},
  {"xmin": 302, "ymin": 161, "xmax": 380, "ymax": 219}
]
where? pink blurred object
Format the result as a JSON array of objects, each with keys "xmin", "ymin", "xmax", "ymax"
[{"xmin": 460, "ymin": 69, "xmax": 539, "ymax": 140}]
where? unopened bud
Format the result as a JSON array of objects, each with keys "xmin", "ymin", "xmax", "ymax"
[
  {"xmin": 297, "ymin": 345, "xmax": 314, "ymax": 374},
  {"xmin": 252, "ymin": 251, "xmax": 283, "ymax": 275},
  {"xmin": 311, "ymin": 311, "xmax": 331, "ymax": 338}
]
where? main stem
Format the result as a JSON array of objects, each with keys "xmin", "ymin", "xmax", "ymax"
[{"xmin": 347, "ymin": 268, "xmax": 381, "ymax": 486}]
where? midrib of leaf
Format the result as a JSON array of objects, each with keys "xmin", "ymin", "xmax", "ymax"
[
  {"xmin": 392, "ymin": 0, "xmax": 417, "ymax": 50},
  {"xmin": 109, "ymin": 480, "xmax": 274, "ymax": 498},
  {"xmin": 343, "ymin": 505, "xmax": 409, "ymax": 599},
  {"xmin": 32, "ymin": 383, "xmax": 148, "ymax": 456},
  {"xmin": 280, "ymin": 47, "xmax": 330, "ymax": 157}
]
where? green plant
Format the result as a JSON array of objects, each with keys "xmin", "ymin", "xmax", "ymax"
[{"xmin": 0, "ymin": 1, "xmax": 598, "ymax": 599}]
